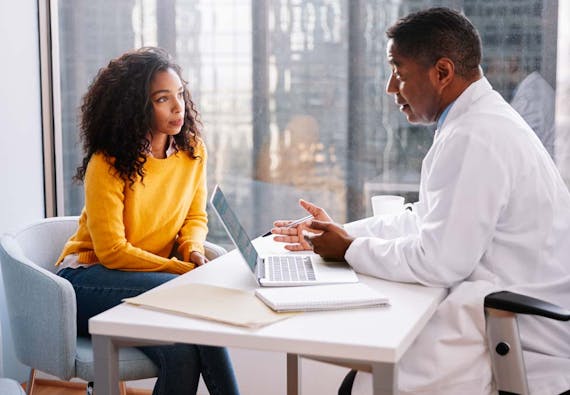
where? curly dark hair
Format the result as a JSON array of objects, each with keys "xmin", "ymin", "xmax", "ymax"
[
  {"xmin": 386, "ymin": 7, "xmax": 482, "ymax": 79},
  {"xmin": 75, "ymin": 46, "xmax": 202, "ymax": 186}
]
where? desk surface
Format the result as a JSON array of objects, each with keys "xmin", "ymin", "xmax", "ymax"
[{"xmin": 89, "ymin": 237, "xmax": 446, "ymax": 365}]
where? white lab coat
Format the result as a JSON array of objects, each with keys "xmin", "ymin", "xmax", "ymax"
[{"xmin": 344, "ymin": 77, "xmax": 570, "ymax": 395}]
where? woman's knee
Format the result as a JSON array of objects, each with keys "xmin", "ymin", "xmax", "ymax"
[{"xmin": 141, "ymin": 344, "xmax": 200, "ymax": 372}]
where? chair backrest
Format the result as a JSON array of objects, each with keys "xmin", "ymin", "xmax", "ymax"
[{"xmin": 0, "ymin": 216, "xmax": 79, "ymax": 380}]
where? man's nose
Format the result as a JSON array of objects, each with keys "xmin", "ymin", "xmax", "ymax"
[{"xmin": 386, "ymin": 74, "xmax": 398, "ymax": 94}]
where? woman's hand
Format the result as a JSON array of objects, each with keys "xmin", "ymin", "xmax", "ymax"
[
  {"xmin": 189, "ymin": 251, "xmax": 208, "ymax": 267},
  {"xmin": 271, "ymin": 199, "xmax": 334, "ymax": 251}
]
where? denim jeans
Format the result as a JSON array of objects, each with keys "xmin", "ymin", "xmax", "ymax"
[{"xmin": 59, "ymin": 265, "xmax": 240, "ymax": 395}]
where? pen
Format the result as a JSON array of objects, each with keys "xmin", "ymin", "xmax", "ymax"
[{"xmin": 262, "ymin": 214, "xmax": 314, "ymax": 237}]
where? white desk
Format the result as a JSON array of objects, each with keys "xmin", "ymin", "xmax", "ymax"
[{"xmin": 90, "ymin": 237, "xmax": 446, "ymax": 395}]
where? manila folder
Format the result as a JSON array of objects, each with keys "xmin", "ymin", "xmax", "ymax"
[{"xmin": 123, "ymin": 283, "xmax": 296, "ymax": 328}]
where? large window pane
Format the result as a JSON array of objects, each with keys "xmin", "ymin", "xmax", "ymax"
[{"xmin": 56, "ymin": 0, "xmax": 561, "ymax": 250}]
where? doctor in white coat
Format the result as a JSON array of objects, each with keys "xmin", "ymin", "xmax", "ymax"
[{"xmin": 272, "ymin": 7, "xmax": 570, "ymax": 395}]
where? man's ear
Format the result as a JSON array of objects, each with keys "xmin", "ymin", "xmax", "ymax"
[{"xmin": 434, "ymin": 57, "xmax": 454, "ymax": 89}]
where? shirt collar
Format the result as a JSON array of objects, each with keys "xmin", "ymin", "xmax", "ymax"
[
  {"xmin": 147, "ymin": 136, "xmax": 177, "ymax": 158},
  {"xmin": 165, "ymin": 136, "xmax": 177, "ymax": 157},
  {"xmin": 436, "ymin": 101, "xmax": 455, "ymax": 131}
]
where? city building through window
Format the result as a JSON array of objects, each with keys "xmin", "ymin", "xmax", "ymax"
[{"xmin": 52, "ymin": 0, "xmax": 563, "ymax": 248}]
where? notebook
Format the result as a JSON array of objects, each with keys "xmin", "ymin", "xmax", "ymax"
[
  {"xmin": 210, "ymin": 185, "xmax": 359, "ymax": 287},
  {"xmin": 255, "ymin": 283, "xmax": 389, "ymax": 312}
]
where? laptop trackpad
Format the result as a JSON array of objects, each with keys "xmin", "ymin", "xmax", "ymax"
[{"xmin": 312, "ymin": 256, "xmax": 358, "ymax": 281}]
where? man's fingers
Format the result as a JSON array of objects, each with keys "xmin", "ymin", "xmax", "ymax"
[
  {"xmin": 284, "ymin": 244, "xmax": 311, "ymax": 251},
  {"xmin": 273, "ymin": 219, "xmax": 301, "ymax": 228},
  {"xmin": 273, "ymin": 234, "xmax": 301, "ymax": 243},
  {"xmin": 307, "ymin": 220, "xmax": 331, "ymax": 231},
  {"xmin": 299, "ymin": 199, "xmax": 321, "ymax": 216},
  {"xmin": 271, "ymin": 226, "xmax": 300, "ymax": 236}
]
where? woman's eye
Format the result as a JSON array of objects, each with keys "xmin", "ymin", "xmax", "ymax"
[
  {"xmin": 178, "ymin": 92, "xmax": 184, "ymax": 99},
  {"xmin": 156, "ymin": 97, "xmax": 167, "ymax": 103}
]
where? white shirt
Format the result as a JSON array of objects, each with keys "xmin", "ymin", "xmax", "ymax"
[{"xmin": 344, "ymin": 77, "xmax": 570, "ymax": 395}]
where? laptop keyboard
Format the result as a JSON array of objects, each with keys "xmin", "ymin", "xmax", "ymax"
[{"xmin": 266, "ymin": 255, "xmax": 316, "ymax": 282}]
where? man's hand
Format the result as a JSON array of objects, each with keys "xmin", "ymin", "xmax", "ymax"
[
  {"xmin": 189, "ymin": 251, "xmax": 208, "ymax": 267},
  {"xmin": 271, "ymin": 199, "xmax": 334, "ymax": 251},
  {"xmin": 306, "ymin": 220, "xmax": 354, "ymax": 261}
]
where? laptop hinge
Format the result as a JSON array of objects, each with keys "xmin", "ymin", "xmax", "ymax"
[{"xmin": 256, "ymin": 258, "xmax": 265, "ymax": 278}]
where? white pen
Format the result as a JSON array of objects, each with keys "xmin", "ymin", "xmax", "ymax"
[{"xmin": 262, "ymin": 214, "xmax": 314, "ymax": 237}]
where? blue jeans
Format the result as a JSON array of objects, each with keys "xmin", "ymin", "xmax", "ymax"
[{"xmin": 59, "ymin": 265, "xmax": 240, "ymax": 395}]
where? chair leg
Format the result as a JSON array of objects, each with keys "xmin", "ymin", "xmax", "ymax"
[
  {"xmin": 26, "ymin": 369, "xmax": 36, "ymax": 395},
  {"xmin": 84, "ymin": 380, "xmax": 126, "ymax": 395}
]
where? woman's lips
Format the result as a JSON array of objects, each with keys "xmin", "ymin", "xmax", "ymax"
[{"xmin": 169, "ymin": 119, "xmax": 183, "ymax": 127}]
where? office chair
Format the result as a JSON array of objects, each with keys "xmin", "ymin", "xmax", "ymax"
[
  {"xmin": 484, "ymin": 290, "xmax": 570, "ymax": 395},
  {"xmin": 334, "ymin": 290, "xmax": 570, "ymax": 395},
  {"xmin": 0, "ymin": 216, "xmax": 227, "ymax": 395}
]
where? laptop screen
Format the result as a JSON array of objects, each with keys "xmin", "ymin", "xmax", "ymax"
[{"xmin": 210, "ymin": 185, "xmax": 259, "ymax": 272}]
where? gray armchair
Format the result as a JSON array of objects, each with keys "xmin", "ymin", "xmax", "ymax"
[
  {"xmin": 0, "ymin": 216, "xmax": 227, "ymax": 395},
  {"xmin": 0, "ymin": 379, "xmax": 24, "ymax": 395},
  {"xmin": 484, "ymin": 291, "xmax": 570, "ymax": 395},
  {"xmin": 0, "ymin": 321, "xmax": 25, "ymax": 395}
]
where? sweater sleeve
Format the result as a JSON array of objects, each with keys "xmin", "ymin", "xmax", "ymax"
[
  {"xmin": 84, "ymin": 154, "xmax": 195, "ymax": 274},
  {"xmin": 177, "ymin": 143, "xmax": 209, "ymax": 260}
]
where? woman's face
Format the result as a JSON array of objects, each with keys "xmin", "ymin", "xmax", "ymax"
[{"xmin": 149, "ymin": 68, "xmax": 185, "ymax": 136}]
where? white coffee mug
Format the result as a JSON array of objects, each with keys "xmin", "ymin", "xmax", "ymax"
[{"xmin": 371, "ymin": 195, "xmax": 412, "ymax": 216}]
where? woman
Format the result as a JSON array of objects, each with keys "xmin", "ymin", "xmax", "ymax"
[{"xmin": 56, "ymin": 47, "xmax": 240, "ymax": 395}]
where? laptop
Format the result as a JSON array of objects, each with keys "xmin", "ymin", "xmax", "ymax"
[{"xmin": 210, "ymin": 185, "xmax": 359, "ymax": 287}]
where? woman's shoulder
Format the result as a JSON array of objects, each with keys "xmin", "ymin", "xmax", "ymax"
[
  {"xmin": 178, "ymin": 136, "xmax": 206, "ymax": 158},
  {"xmin": 86, "ymin": 152, "xmax": 118, "ymax": 177},
  {"xmin": 88, "ymin": 152, "xmax": 114, "ymax": 167},
  {"xmin": 193, "ymin": 136, "xmax": 206, "ymax": 153}
]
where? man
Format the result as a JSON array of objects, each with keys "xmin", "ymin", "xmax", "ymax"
[{"xmin": 272, "ymin": 7, "xmax": 570, "ymax": 395}]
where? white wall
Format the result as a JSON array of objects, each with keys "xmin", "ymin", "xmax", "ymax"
[{"xmin": 0, "ymin": 0, "xmax": 46, "ymax": 382}]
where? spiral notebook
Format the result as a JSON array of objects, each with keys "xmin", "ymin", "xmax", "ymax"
[{"xmin": 254, "ymin": 283, "xmax": 389, "ymax": 312}]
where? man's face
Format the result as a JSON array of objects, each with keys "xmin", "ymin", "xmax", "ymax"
[{"xmin": 385, "ymin": 39, "xmax": 442, "ymax": 125}]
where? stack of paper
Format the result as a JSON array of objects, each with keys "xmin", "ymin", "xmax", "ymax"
[{"xmin": 255, "ymin": 283, "xmax": 389, "ymax": 312}]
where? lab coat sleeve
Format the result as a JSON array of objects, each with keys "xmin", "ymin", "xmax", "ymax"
[
  {"xmin": 345, "ymin": 129, "xmax": 511, "ymax": 287},
  {"xmin": 344, "ymin": 208, "xmax": 421, "ymax": 239}
]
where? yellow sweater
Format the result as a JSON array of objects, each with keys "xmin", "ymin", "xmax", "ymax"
[{"xmin": 57, "ymin": 143, "xmax": 208, "ymax": 274}]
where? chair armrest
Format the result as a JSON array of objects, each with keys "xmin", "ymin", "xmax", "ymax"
[
  {"xmin": 204, "ymin": 240, "xmax": 227, "ymax": 261},
  {"xmin": 0, "ymin": 235, "xmax": 77, "ymax": 379},
  {"xmin": 485, "ymin": 291, "xmax": 570, "ymax": 321}
]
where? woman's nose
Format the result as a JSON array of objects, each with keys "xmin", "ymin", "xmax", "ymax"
[{"xmin": 173, "ymin": 97, "xmax": 184, "ymax": 112}]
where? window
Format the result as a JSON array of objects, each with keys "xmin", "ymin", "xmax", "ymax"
[{"xmin": 51, "ymin": 0, "xmax": 562, "ymax": 248}]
